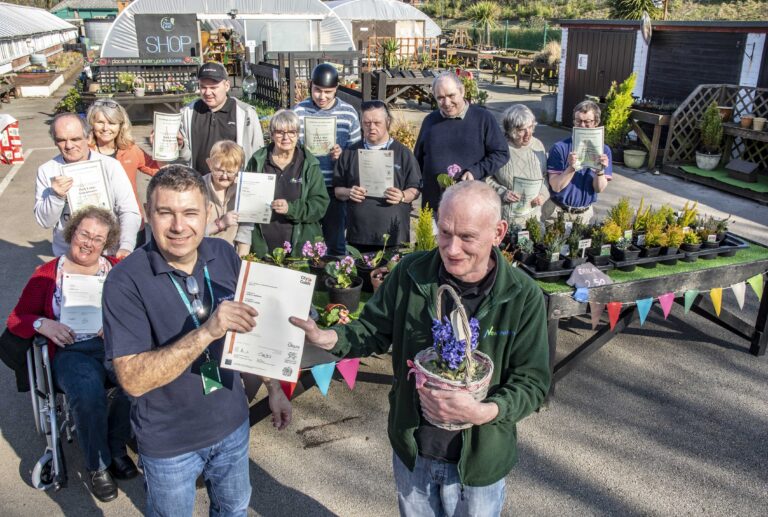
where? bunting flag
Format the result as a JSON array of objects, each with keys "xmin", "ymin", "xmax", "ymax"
[
  {"xmin": 336, "ymin": 358, "xmax": 360, "ymax": 390},
  {"xmin": 310, "ymin": 362, "xmax": 336, "ymax": 396},
  {"xmin": 280, "ymin": 380, "xmax": 297, "ymax": 400},
  {"xmin": 658, "ymin": 292, "xmax": 675, "ymax": 319},
  {"xmin": 747, "ymin": 274, "xmax": 764, "ymax": 300},
  {"xmin": 710, "ymin": 287, "xmax": 723, "ymax": 316},
  {"xmin": 684, "ymin": 290, "xmax": 699, "ymax": 314},
  {"xmin": 589, "ymin": 302, "xmax": 604, "ymax": 330},
  {"xmin": 731, "ymin": 282, "xmax": 746, "ymax": 310},
  {"xmin": 607, "ymin": 302, "xmax": 622, "ymax": 330},
  {"xmin": 636, "ymin": 298, "xmax": 654, "ymax": 326}
]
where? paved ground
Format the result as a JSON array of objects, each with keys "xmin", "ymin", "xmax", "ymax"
[{"xmin": 0, "ymin": 77, "xmax": 767, "ymax": 516}]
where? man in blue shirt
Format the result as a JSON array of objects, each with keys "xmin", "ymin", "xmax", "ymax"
[
  {"xmin": 543, "ymin": 100, "xmax": 612, "ymax": 224},
  {"xmin": 103, "ymin": 165, "xmax": 291, "ymax": 516}
]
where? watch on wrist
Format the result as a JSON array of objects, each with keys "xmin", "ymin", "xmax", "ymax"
[{"xmin": 33, "ymin": 318, "xmax": 44, "ymax": 331}]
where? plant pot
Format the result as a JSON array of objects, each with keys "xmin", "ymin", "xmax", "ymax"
[
  {"xmin": 659, "ymin": 246, "xmax": 680, "ymax": 265},
  {"xmin": 753, "ymin": 117, "xmax": 766, "ymax": 131},
  {"xmin": 718, "ymin": 106, "xmax": 733, "ymax": 122},
  {"xmin": 701, "ymin": 240, "xmax": 720, "ymax": 249},
  {"xmin": 586, "ymin": 247, "xmax": 611, "ymax": 266},
  {"xmin": 638, "ymin": 245, "xmax": 661, "ymax": 258},
  {"xmin": 612, "ymin": 147, "xmax": 624, "ymax": 165},
  {"xmin": 695, "ymin": 151, "xmax": 722, "ymax": 171},
  {"xmin": 325, "ymin": 276, "xmax": 363, "ymax": 311},
  {"xmin": 623, "ymin": 149, "xmax": 647, "ymax": 169},
  {"xmin": 87, "ymin": 82, "xmax": 101, "ymax": 93},
  {"xmin": 355, "ymin": 261, "xmax": 376, "ymax": 293},
  {"xmin": 309, "ymin": 260, "xmax": 329, "ymax": 292},
  {"xmin": 514, "ymin": 250, "xmax": 535, "ymax": 266},
  {"xmin": 610, "ymin": 244, "xmax": 641, "ymax": 262},
  {"xmin": 564, "ymin": 255, "xmax": 587, "ymax": 269},
  {"xmin": 680, "ymin": 242, "xmax": 702, "ymax": 252},
  {"xmin": 739, "ymin": 115, "xmax": 754, "ymax": 129},
  {"xmin": 535, "ymin": 253, "xmax": 565, "ymax": 272}
]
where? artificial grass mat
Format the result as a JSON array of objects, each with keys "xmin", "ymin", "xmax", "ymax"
[{"xmin": 679, "ymin": 165, "xmax": 768, "ymax": 193}]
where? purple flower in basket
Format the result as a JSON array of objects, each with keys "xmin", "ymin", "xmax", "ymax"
[
  {"xmin": 446, "ymin": 163, "xmax": 462, "ymax": 178},
  {"xmin": 430, "ymin": 316, "xmax": 480, "ymax": 372}
]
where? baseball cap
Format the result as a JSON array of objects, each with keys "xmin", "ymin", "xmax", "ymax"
[{"xmin": 198, "ymin": 62, "xmax": 228, "ymax": 83}]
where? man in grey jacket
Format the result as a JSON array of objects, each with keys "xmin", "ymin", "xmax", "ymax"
[{"xmin": 178, "ymin": 62, "xmax": 265, "ymax": 175}]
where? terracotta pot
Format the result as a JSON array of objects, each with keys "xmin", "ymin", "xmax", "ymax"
[
  {"xmin": 740, "ymin": 115, "xmax": 754, "ymax": 129},
  {"xmin": 717, "ymin": 106, "xmax": 733, "ymax": 122}
]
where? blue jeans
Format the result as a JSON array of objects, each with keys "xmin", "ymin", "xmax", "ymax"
[
  {"xmin": 52, "ymin": 336, "xmax": 131, "ymax": 472},
  {"xmin": 393, "ymin": 452, "xmax": 506, "ymax": 517},
  {"xmin": 141, "ymin": 419, "xmax": 251, "ymax": 517},
  {"xmin": 322, "ymin": 188, "xmax": 347, "ymax": 256}
]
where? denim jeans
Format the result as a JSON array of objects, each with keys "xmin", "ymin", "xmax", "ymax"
[
  {"xmin": 52, "ymin": 336, "xmax": 131, "ymax": 472},
  {"xmin": 141, "ymin": 419, "xmax": 251, "ymax": 517},
  {"xmin": 322, "ymin": 188, "xmax": 347, "ymax": 256},
  {"xmin": 393, "ymin": 452, "xmax": 506, "ymax": 517}
]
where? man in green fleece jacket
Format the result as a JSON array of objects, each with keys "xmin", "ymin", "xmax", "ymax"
[{"xmin": 291, "ymin": 181, "xmax": 550, "ymax": 516}]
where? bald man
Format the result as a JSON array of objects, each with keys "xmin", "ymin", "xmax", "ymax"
[{"xmin": 291, "ymin": 181, "xmax": 550, "ymax": 516}]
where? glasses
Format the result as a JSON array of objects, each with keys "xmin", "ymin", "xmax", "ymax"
[
  {"xmin": 185, "ymin": 276, "xmax": 207, "ymax": 318},
  {"xmin": 92, "ymin": 99, "xmax": 120, "ymax": 109},
  {"xmin": 212, "ymin": 169, "xmax": 238, "ymax": 177},
  {"xmin": 272, "ymin": 130, "xmax": 298, "ymax": 139},
  {"xmin": 74, "ymin": 230, "xmax": 106, "ymax": 247},
  {"xmin": 573, "ymin": 117, "xmax": 596, "ymax": 127}
]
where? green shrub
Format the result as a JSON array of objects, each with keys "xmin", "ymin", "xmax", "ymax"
[
  {"xmin": 603, "ymin": 73, "xmax": 637, "ymax": 147},
  {"xmin": 699, "ymin": 101, "xmax": 723, "ymax": 153}
]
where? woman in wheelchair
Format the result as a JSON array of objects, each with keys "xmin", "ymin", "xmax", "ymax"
[{"xmin": 6, "ymin": 207, "xmax": 136, "ymax": 502}]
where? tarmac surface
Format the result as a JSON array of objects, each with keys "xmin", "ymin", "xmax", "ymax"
[{"xmin": 0, "ymin": 76, "xmax": 767, "ymax": 516}]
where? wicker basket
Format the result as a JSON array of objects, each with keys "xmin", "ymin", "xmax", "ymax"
[{"xmin": 409, "ymin": 285, "xmax": 494, "ymax": 430}]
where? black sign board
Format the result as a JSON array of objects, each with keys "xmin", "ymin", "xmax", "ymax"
[{"xmin": 135, "ymin": 14, "xmax": 199, "ymax": 60}]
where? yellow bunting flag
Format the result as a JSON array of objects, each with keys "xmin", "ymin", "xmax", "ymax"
[
  {"xmin": 747, "ymin": 274, "xmax": 764, "ymax": 300},
  {"xmin": 709, "ymin": 288, "xmax": 722, "ymax": 316}
]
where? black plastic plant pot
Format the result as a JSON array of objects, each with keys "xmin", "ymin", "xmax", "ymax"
[
  {"xmin": 639, "ymin": 245, "xmax": 661, "ymax": 258},
  {"xmin": 610, "ymin": 244, "xmax": 641, "ymax": 262},
  {"xmin": 680, "ymin": 242, "xmax": 702, "ymax": 253},
  {"xmin": 325, "ymin": 276, "xmax": 363, "ymax": 310},
  {"xmin": 586, "ymin": 248, "xmax": 611, "ymax": 266},
  {"xmin": 355, "ymin": 261, "xmax": 375, "ymax": 293},
  {"xmin": 564, "ymin": 256, "xmax": 587, "ymax": 269},
  {"xmin": 514, "ymin": 250, "xmax": 536, "ymax": 265},
  {"xmin": 535, "ymin": 253, "xmax": 565, "ymax": 272}
]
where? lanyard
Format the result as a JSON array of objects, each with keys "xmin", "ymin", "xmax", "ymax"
[{"xmin": 168, "ymin": 265, "xmax": 215, "ymax": 360}]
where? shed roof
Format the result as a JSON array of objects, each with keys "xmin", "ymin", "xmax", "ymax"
[
  {"xmin": 50, "ymin": 0, "xmax": 118, "ymax": 11},
  {"xmin": 327, "ymin": 0, "xmax": 441, "ymax": 38},
  {"xmin": 0, "ymin": 2, "xmax": 78, "ymax": 40},
  {"xmin": 556, "ymin": 19, "xmax": 768, "ymax": 32}
]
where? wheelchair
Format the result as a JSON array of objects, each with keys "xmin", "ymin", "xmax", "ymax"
[{"xmin": 27, "ymin": 335, "xmax": 74, "ymax": 491}]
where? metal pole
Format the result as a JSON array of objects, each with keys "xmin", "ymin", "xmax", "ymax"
[
  {"xmin": 504, "ymin": 20, "xmax": 508, "ymax": 49},
  {"xmin": 543, "ymin": 23, "xmax": 548, "ymax": 47}
]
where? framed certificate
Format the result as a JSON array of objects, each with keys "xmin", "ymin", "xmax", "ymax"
[
  {"xmin": 221, "ymin": 261, "xmax": 316, "ymax": 382},
  {"xmin": 572, "ymin": 127, "xmax": 604, "ymax": 170},
  {"xmin": 59, "ymin": 273, "xmax": 105, "ymax": 335},
  {"xmin": 510, "ymin": 177, "xmax": 543, "ymax": 216},
  {"xmin": 304, "ymin": 116, "xmax": 336, "ymax": 156},
  {"xmin": 153, "ymin": 112, "xmax": 182, "ymax": 161},
  {"xmin": 235, "ymin": 172, "xmax": 276, "ymax": 224},
  {"xmin": 357, "ymin": 149, "xmax": 395, "ymax": 198},
  {"xmin": 60, "ymin": 160, "xmax": 111, "ymax": 213}
]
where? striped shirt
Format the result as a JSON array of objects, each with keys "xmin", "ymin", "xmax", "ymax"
[{"xmin": 294, "ymin": 97, "xmax": 361, "ymax": 186}]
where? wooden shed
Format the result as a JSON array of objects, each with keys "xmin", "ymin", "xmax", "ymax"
[{"xmin": 555, "ymin": 20, "xmax": 768, "ymax": 126}]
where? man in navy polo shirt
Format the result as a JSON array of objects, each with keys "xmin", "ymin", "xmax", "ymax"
[
  {"xmin": 103, "ymin": 165, "xmax": 291, "ymax": 516},
  {"xmin": 543, "ymin": 100, "xmax": 612, "ymax": 224}
]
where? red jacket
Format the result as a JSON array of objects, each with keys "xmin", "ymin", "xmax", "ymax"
[{"xmin": 6, "ymin": 256, "xmax": 120, "ymax": 359}]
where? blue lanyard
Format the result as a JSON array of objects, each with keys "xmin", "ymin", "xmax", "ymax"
[{"xmin": 167, "ymin": 265, "xmax": 214, "ymax": 329}]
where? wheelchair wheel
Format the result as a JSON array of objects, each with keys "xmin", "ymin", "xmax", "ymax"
[{"xmin": 31, "ymin": 450, "xmax": 54, "ymax": 490}]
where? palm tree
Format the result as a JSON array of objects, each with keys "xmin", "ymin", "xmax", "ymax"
[
  {"xmin": 466, "ymin": 1, "xmax": 501, "ymax": 48},
  {"xmin": 610, "ymin": 0, "xmax": 662, "ymax": 20}
]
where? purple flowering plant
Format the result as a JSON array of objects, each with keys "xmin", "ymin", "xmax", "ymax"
[
  {"xmin": 436, "ymin": 163, "xmax": 463, "ymax": 189},
  {"xmin": 268, "ymin": 241, "xmax": 293, "ymax": 267},
  {"xmin": 429, "ymin": 316, "xmax": 481, "ymax": 380},
  {"xmin": 301, "ymin": 239, "xmax": 328, "ymax": 266},
  {"xmin": 325, "ymin": 256, "xmax": 358, "ymax": 288},
  {"xmin": 359, "ymin": 233, "xmax": 390, "ymax": 269}
]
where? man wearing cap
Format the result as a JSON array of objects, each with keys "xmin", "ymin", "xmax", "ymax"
[
  {"xmin": 293, "ymin": 63, "xmax": 361, "ymax": 256},
  {"xmin": 177, "ymin": 62, "xmax": 264, "ymax": 175}
]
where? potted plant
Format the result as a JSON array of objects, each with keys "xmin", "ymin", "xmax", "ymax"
[
  {"xmin": 696, "ymin": 101, "xmax": 723, "ymax": 171},
  {"xmin": 414, "ymin": 206, "xmax": 437, "ymax": 251},
  {"xmin": 564, "ymin": 231, "xmax": 587, "ymax": 269},
  {"xmin": 116, "ymin": 72, "xmax": 135, "ymax": 93},
  {"xmin": 407, "ymin": 285, "xmax": 494, "ymax": 430},
  {"xmin": 603, "ymin": 73, "xmax": 637, "ymax": 164},
  {"xmin": 586, "ymin": 224, "xmax": 612, "ymax": 266},
  {"xmin": 524, "ymin": 215, "xmax": 543, "ymax": 253},
  {"xmin": 302, "ymin": 239, "xmax": 330, "ymax": 291},
  {"xmin": 371, "ymin": 253, "xmax": 401, "ymax": 292},
  {"xmin": 680, "ymin": 230, "xmax": 702, "ymax": 252},
  {"xmin": 134, "ymin": 76, "xmax": 146, "ymax": 97},
  {"xmin": 535, "ymin": 231, "xmax": 566, "ymax": 272},
  {"xmin": 380, "ymin": 39, "xmax": 400, "ymax": 70},
  {"xmin": 514, "ymin": 237, "xmax": 536, "ymax": 266},
  {"xmin": 325, "ymin": 256, "xmax": 363, "ymax": 310},
  {"xmin": 611, "ymin": 236, "xmax": 641, "ymax": 262},
  {"xmin": 659, "ymin": 224, "xmax": 685, "ymax": 265},
  {"xmin": 356, "ymin": 234, "xmax": 390, "ymax": 293}
]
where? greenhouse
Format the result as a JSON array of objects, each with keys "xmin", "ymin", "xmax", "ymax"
[{"xmin": 327, "ymin": 0, "xmax": 441, "ymax": 47}]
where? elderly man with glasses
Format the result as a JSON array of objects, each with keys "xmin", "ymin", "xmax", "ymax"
[{"xmin": 543, "ymin": 100, "xmax": 612, "ymax": 224}]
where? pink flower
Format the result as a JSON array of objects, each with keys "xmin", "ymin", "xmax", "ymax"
[
  {"xmin": 315, "ymin": 241, "xmax": 327, "ymax": 257},
  {"xmin": 446, "ymin": 164, "xmax": 462, "ymax": 178},
  {"xmin": 301, "ymin": 241, "xmax": 314, "ymax": 258},
  {"xmin": 283, "ymin": 241, "xmax": 292, "ymax": 254}
]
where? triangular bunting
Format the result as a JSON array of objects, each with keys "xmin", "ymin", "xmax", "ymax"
[
  {"xmin": 280, "ymin": 380, "xmax": 297, "ymax": 400},
  {"xmin": 607, "ymin": 302, "xmax": 622, "ymax": 331},
  {"xmin": 710, "ymin": 287, "xmax": 723, "ymax": 317},
  {"xmin": 731, "ymin": 282, "xmax": 746, "ymax": 310},
  {"xmin": 747, "ymin": 274, "xmax": 764, "ymax": 300},
  {"xmin": 336, "ymin": 358, "xmax": 360, "ymax": 390},
  {"xmin": 684, "ymin": 290, "xmax": 699, "ymax": 314},
  {"xmin": 636, "ymin": 298, "xmax": 653, "ymax": 326},
  {"xmin": 310, "ymin": 362, "xmax": 336, "ymax": 396},
  {"xmin": 658, "ymin": 292, "xmax": 675, "ymax": 320},
  {"xmin": 589, "ymin": 302, "xmax": 604, "ymax": 330}
]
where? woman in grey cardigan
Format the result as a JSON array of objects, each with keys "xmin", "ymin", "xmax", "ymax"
[{"xmin": 485, "ymin": 104, "xmax": 548, "ymax": 226}]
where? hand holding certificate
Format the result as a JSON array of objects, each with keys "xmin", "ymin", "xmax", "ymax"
[
  {"xmin": 357, "ymin": 149, "xmax": 395, "ymax": 197},
  {"xmin": 510, "ymin": 177, "xmax": 543, "ymax": 216},
  {"xmin": 235, "ymin": 172, "xmax": 276, "ymax": 224},
  {"xmin": 304, "ymin": 116, "xmax": 336, "ymax": 156},
  {"xmin": 221, "ymin": 261, "xmax": 316, "ymax": 382},
  {"xmin": 60, "ymin": 160, "xmax": 112, "ymax": 213},
  {"xmin": 153, "ymin": 112, "xmax": 182, "ymax": 161},
  {"xmin": 59, "ymin": 273, "xmax": 105, "ymax": 335},
  {"xmin": 572, "ymin": 126, "xmax": 604, "ymax": 170}
]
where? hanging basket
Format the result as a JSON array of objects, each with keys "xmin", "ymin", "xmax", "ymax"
[{"xmin": 408, "ymin": 285, "xmax": 494, "ymax": 431}]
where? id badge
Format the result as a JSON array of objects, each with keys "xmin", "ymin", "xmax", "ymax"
[{"xmin": 201, "ymin": 360, "xmax": 224, "ymax": 395}]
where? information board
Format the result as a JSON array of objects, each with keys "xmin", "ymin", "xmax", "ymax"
[{"xmin": 135, "ymin": 14, "xmax": 200, "ymax": 60}]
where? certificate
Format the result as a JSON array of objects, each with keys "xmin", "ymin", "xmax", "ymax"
[
  {"xmin": 153, "ymin": 112, "xmax": 182, "ymax": 161},
  {"xmin": 304, "ymin": 116, "xmax": 336, "ymax": 156},
  {"xmin": 572, "ymin": 126, "xmax": 604, "ymax": 170},
  {"xmin": 510, "ymin": 177, "xmax": 543, "ymax": 216},
  {"xmin": 60, "ymin": 160, "xmax": 111, "ymax": 213},
  {"xmin": 221, "ymin": 261, "xmax": 316, "ymax": 382},
  {"xmin": 235, "ymin": 172, "xmax": 276, "ymax": 224},
  {"xmin": 59, "ymin": 274, "xmax": 105, "ymax": 335},
  {"xmin": 357, "ymin": 149, "xmax": 394, "ymax": 197}
]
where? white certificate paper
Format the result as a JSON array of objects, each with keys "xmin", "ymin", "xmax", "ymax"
[
  {"xmin": 510, "ymin": 177, "xmax": 543, "ymax": 216},
  {"xmin": 572, "ymin": 127, "xmax": 604, "ymax": 170},
  {"xmin": 358, "ymin": 149, "xmax": 395, "ymax": 197},
  {"xmin": 59, "ymin": 273, "xmax": 104, "ymax": 335},
  {"xmin": 153, "ymin": 112, "xmax": 182, "ymax": 161},
  {"xmin": 235, "ymin": 172, "xmax": 276, "ymax": 224},
  {"xmin": 60, "ymin": 160, "xmax": 111, "ymax": 213},
  {"xmin": 304, "ymin": 116, "xmax": 336, "ymax": 156},
  {"xmin": 221, "ymin": 261, "xmax": 316, "ymax": 382}
]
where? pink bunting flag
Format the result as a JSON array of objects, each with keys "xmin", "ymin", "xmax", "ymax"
[
  {"xmin": 280, "ymin": 380, "xmax": 297, "ymax": 400},
  {"xmin": 607, "ymin": 302, "xmax": 622, "ymax": 331},
  {"xmin": 310, "ymin": 362, "xmax": 336, "ymax": 396},
  {"xmin": 747, "ymin": 274, "xmax": 764, "ymax": 300},
  {"xmin": 710, "ymin": 287, "xmax": 723, "ymax": 317},
  {"xmin": 636, "ymin": 298, "xmax": 654, "ymax": 326},
  {"xmin": 658, "ymin": 292, "xmax": 675, "ymax": 320},
  {"xmin": 589, "ymin": 302, "xmax": 604, "ymax": 330},
  {"xmin": 731, "ymin": 282, "xmax": 746, "ymax": 310},
  {"xmin": 336, "ymin": 358, "xmax": 360, "ymax": 390}
]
